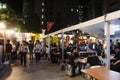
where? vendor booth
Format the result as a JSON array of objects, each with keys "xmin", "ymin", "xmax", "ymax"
[{"xmin": 45, "ymin": 10, "xmax": 120, "ymax": 70}]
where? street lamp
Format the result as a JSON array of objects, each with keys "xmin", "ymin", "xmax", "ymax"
[{"xmin": 0, "ymin": 22, "xmax": 6, "ymax": 29}]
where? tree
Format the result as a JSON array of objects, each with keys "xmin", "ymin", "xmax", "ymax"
[{"xmin": 0, "ymin": 6, "xmax": 20, "ymax": 29}]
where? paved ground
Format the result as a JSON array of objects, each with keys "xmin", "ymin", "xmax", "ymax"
[{"xmin": 0, "ymin": 58, "xmax": 85, "ymax": 80}]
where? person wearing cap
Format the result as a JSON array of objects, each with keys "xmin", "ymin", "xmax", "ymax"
[{"xmin": 110, "ymin": 45, "xmax": 120, "ymax": 72}]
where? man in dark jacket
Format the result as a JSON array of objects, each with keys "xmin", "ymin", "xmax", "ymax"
[
  {"xmin": 28, "ymin": 40, "xmax": 34, "ymax": 60},
  {"xmin": 6, "ymin": 39, "xmax": 12, "ymax": 64}
]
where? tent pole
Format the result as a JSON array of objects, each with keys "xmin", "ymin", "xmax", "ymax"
[
  {"xmin": 104, "ymin": 20, "xmax": 110, "ymax": 69},
  {"xmin": 48, "ymin": 35, "xmax": 51, "ymax": 59},
  {"xmin": 61, "ymin": 30, "xmax": 65, "ymax": 71}
]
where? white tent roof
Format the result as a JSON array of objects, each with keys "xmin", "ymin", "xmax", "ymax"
[{"xmin": 47, "ymin": 10, "xmax": 120, "ymax": 38}]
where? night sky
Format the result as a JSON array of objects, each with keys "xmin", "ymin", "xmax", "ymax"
[
  {"xmin": 1, "ymin": 0, "xmax": 120, "ymax": 33},
  {"xmin": 6, "ymin": 0, "xmax": 23, "ymax": 17}
]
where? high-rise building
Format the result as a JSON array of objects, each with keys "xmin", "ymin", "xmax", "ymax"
[
  {"xmin": 34, "ymin": 0, "xmax": 45, "ymax": 30},
  {"xmin": 23, "ymin": 0, "xmax": 37, "ymax": 17},
  {"xmin": 43, "ymin": 0, "xmax": 84, "ymax": 33},
  {"xmin": 4, "ymin": 0, "xmax": 120, "ymax": 33},
  {"xmin": 83, "ymin": 0, "xmax": 103, "ymax": 21},
  {"xmin": 23, "ymin": 0, "xmax": 41, "ymax": 33},
  {"xmin": 84, "ymin": 0, "xmax": 120, "ymax": 21}
]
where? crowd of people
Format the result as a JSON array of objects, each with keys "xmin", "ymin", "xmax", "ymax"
[
  {"xmin": 0, "ymin": 39, "xmax": 120, "ymax": 77},
  {"xmin": 65, "ymin": 42, "xmax": 104, "ymax": 77},
  {"xmin": 65, "ymin": 40, "xmax": 120, "ymax": 77},
  {"xmin": 0, "ymin": 39, "xmax": 43, "ymax": 68}
]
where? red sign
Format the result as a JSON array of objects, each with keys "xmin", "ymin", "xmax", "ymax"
[{"xmin": 47, "ymin": 22, "xmax": 54, "ymax": 31}]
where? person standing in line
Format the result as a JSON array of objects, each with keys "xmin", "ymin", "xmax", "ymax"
[
  {"xmin": 20, "ymin": 41, "xmax": 29, "ymax": 67},
  {"xmin": 34, "ymin": 40, "xmax": 41, "ymax": 62},
  {"xmin": 0, "ymin": 41, "xmax": 3, "ymax": 69},
  {"xmin": 28, "ymin": 40, "xmax": 34, "ymax": 60},
  {"xmin": 6, "ymin": 39, "xmax": 12, "ymax": 64}
]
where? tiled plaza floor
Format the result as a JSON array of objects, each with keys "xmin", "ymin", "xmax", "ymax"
[{"xmin": 0, "ymin": 58, "xmax": 85, "ymax": 80}]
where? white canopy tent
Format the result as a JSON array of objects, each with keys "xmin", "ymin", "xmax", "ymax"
[
  {"xmin": 45, "ymin": 10, "xmax": 120, "ymax": 69},
  {"xmin": 47, "ymin": 10, "xmax": 120, "ymax": 38}
]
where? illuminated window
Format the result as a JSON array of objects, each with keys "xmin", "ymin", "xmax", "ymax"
[
  {"xmin": 41, "ymin": 21, "xmax": 44, "ymax": 25},
  {"xmin": 41, "ymin": 15, "xmax": 44, "ymax": 19},
  {"xmin": 42, "ymin": 8, "xmax": 44, "ymax": 12},
  {"xmin": 76, "ymin": 9, "xmax": 79, "ymax": 12},
  {"xmin": 42, "ymin": 2, "xmax": 44, "ymax": 6},
  {"xmin": 71, "ymin": 9, "xmax": 73, "ymax": 11}
]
